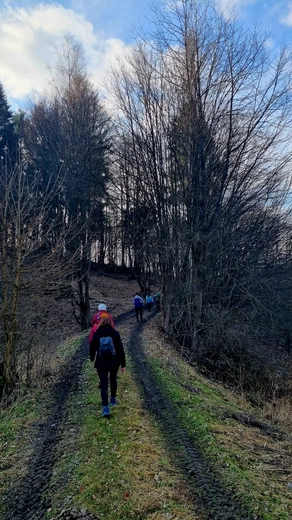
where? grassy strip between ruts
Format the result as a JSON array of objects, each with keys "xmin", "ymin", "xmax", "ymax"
[
  {"xmin": 46, "ymin": 353, "xmax": 198, "ymax": 520},
  {"xmin": 143, "ymin": 325, "xmax": 292, "ymax": 520}
]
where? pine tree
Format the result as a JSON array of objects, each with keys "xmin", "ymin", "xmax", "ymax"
[{"xmin": 0, "ymin": 83, "xmax": 17, "ymax": 172}]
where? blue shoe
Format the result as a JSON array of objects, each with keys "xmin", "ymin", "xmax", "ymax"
[
  {"xmin": 102, "ymin": 406, "xmax": 110, "ymax": 417},
  {"xmin": 110, "ymin": 397, "xmax": 117, "ymax": 407}
]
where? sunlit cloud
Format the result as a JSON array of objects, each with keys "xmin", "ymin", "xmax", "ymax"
[
  {"xmin": 214, "ymin": 0, "xmax": 259, "ymax": 19},
  {"xmin": 279, "ymin": 3, "xmax": 292, "ymax": 26},
  {"xmin": 0, "ymin": 3, "xmax": 128, "ymax": 108}
]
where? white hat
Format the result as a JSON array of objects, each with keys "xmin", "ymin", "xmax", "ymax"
[{"xmin": 98, "ymin": 303, "xmax": 107, "ymax": 311}]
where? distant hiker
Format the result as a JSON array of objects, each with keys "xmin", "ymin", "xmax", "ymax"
[
  {"xmin": 146, "ymin": 293, "xmax": 153, "ymax": 312},
  {"xmin": 133, "ymin": 293, "xmax": 144, "ymax": 322},
  {"xmin": 90, "ymin": 316, "xmax": 126, "ymax": 417},
  {"xmin": 88, "ymin": 303, "xmax": 115, "ymax": 344},
  {"xmin": 155, "ymin": 291, "xmax": 161, "ymax": 311}
]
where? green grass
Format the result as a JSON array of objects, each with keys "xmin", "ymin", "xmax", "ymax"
[
  {"xmin": 0, "ymin": 333, "xmax": 87, "ymax": 517},
  {"xmin": 146, "ymin": 351, "xmax": 292, "ymax": 520},
  {"xmin": 0, "ymin": 387, "xmax": 44, "ymax": 517},
  {"xmin": 2, "ymin": 325, "xmax": 292, "ymax": 520},
  {"xmin": 56, "ymin": 333, "xmax": 87, "ymax": 360},
  {"xmin": 46, "ymin": 356, "xmax": 197, "ymax": 519}
]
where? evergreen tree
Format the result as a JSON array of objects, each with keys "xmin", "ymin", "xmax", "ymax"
[{"xmin": 0, "ymin": 83, "xmax": 17, "ymax": 172}]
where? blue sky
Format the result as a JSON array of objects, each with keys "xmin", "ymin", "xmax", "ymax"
[{"xmin": 1, "ymin": 0, "xmax": 292, "ymax": 111}]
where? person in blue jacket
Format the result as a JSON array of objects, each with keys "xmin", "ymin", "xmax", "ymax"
[
  {"xmin": 90, "ymin": 316, "xmax": 126, "ymax": 417},
  {"xmin": 146, "ymin": 293, "xmax": 153, "ymax": 311}
]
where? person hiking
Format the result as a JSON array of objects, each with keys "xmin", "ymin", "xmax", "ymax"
[
  {"xmin": 133, "ymin": 293, "xmax": 144, "ymax": 322},
  {"xmin": 155, "ymin": 291, "xmax": 161, "ymax": 311},
  {"xmin": 146, "ymin": 293, "xmax": 153, "ymax": 311},
  {"xmin": 89, "ymin": 316, "xmax": 126, "ymax": 417},
  {"xmin": 88, "ymin": 303, "xmax": 115, "ymax": 344}
]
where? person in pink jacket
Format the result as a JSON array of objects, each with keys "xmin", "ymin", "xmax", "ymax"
[{"xmin": 88, "ymin": 303, "xmax": 115, "ymax": 344}]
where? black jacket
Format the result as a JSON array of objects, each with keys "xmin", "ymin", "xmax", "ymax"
[{"xmin": 89, "ymin": 324, "xmax": 126, "ymax": 370}]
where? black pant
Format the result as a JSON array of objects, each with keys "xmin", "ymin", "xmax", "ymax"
[
  {"xmin": 135, "ymin": 307, "xmax": 143, "ymax": 321},
  {"xmin": 97, "ymin": 367, "xmax": 119, "ymax": 406}
]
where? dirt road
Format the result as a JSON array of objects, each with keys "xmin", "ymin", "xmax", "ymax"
[{"xmin": 3, "ymin": 307, "xmax": 252, "ymax": 520}]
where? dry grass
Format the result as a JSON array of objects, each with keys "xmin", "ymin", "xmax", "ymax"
[
  {"xmin": 0, "ymin": 392, "xmax": 46, "ymax": 507},
  {"xmin": 3, "ymin": 276, "xmax": 292, "ymax": 519},
  {"xmin": 88, "ymin": 273, "xmax": 139, "ymax": 316},
  {"xmin": 142, "ymin": 318, "xmax": 292, "ymax": 518},
  {"xmin": 263, "ymin": 396, "xmax": 292, "ymax": 430}
]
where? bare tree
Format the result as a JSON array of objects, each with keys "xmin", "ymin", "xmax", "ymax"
[
  {"xmin": 0, "ymin": 158, "xmax": 75, "ymax": 396},
  {"xmin": 109, "ymin": 0, "xmax": 292, "ymax": 392}
]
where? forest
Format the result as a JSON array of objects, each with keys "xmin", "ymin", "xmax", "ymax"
[{"xmin": 1, "ymin": 0, "xmax": 292, "ymax": 405}]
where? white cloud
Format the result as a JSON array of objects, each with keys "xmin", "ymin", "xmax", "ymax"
[
  {"xmin": 0, "ymin": 3, "xmax": 128, "ymax": 108},
  {"xmin": 214, "ymin": 0, "xmax": 258, "ymax": 20},
  {"xmin": 85, "ymin": 36, "xmax": 128, "ymax": 94},
  {"xmin": 280, "ymin": 2, "xmax": 292, "ymax": 26}
]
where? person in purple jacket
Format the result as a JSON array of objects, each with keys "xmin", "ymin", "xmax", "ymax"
[
  {"xmin": 90, "ymin": 317, "xmax": 126, "ymax": 417},
  {"xmin": 133, "ymin": 293, "xmax": 144, "ymax": 322}
]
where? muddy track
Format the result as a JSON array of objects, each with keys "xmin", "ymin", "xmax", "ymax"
[
  {"xmin": 3, "ymin": 307, "xmax": 253, "ymax": 520},
  {"xmin": 2, "ymin": 310, "xmax": 133, "ymax": 520},
  {"xmin": 3, "ymin": 337, "xmax": 89, "ymax": 520},
  {"xmin": 129, "ymin": 313, "xmax": 254, "ymax": 520}
]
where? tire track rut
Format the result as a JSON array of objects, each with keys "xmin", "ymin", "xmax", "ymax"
[
  {"xmin": 2, "ymin": 308, "xmax": 253, "ymax": 519},
  {"xmin": 2, "ymin": 310, "xmax": 133, "ymax": 520},
  {"xmin": 129, "ymin": 314, "xmax": 254, "ymax": 520},
  {"xmin": 4, "ymin": 338, "xmax": 88, "ymax": 520}
]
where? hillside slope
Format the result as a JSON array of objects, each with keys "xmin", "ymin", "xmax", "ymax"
[{"xmin": 1, "ymin": 275, "xmax": 292, "ymax": 520}]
